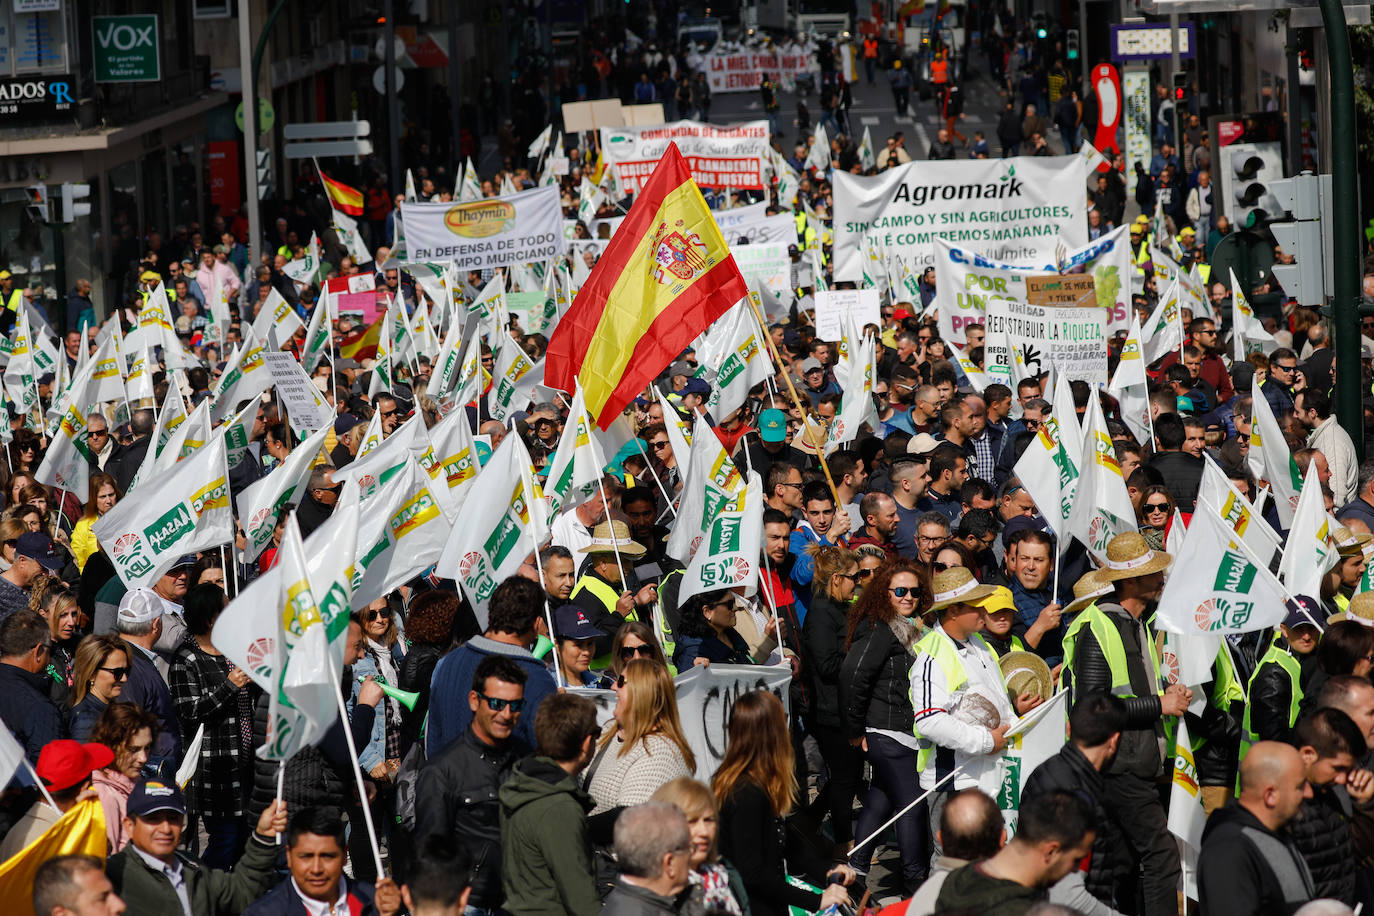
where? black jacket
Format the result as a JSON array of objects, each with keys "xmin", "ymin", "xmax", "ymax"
[
  {"xmin": 106, "ymin": 436, "xmax": 152, "ymax": 494},
  {"xmin": 1187, "ymin": 672, "xmax": 1242, "ymax": 787},
  {"xmin": 1199, "ymin": 802, "xmax": 1314, "ymax": 915},
  {"xmin": 1289, "ymin": 786, "xmax": 1356, "ymax": 904},
  {"xmin": 1146, "ymin": 451, "xmax": 1204, "ymax": 512},
  {"xmin": 600, "ymin": 879, "xmax": 688, "ymax": 916},
  {"xmin": 398, "ymin": 640, "xmax": 447, "ymax": 754},
  {"xmin": 243, "ymin": 875, "xmax": 381, "ymax": 916},
  {"xmin": 800, "ymin": 593, "xmax": 849, "ymax": 730},
  {"xmin": 0, "ymin": 663, "xmax": 65, "ymax": 765},
  {"xmin": 414, "ymin": 725, "xmax": 529, "ymax": 908},
  {"xmin": 839, "ymin": 617, "xmax": 917, "ymax": 741},
  {"xmin": 1022, "ymin": 742, "xmax": 1118, "ymax": 903},
  {"xmin": 996, "ymin": 109, "xmax": 1023, "ymax": 146},
  {"xmin": 1065, "ymin": 601, "xmax": 1165, "ymax": 779},
  {"xmin": 1248, "ymin": 644, "xmax": 1304, "ymax": 744},
  {"xmin": 719, "ymin": 781, "xmax": 828, "ymax": 916}
]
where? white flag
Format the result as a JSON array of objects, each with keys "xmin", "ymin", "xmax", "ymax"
[
  {"xmin": 275, "ymin": 515, "xmax": 339, "ymax": 754},
  {"xmin": 1066, "ymin": 392, "xmax": 1137, "ymax": 562},
  {"xmin": 209, "ymin": 329, "xmax": 271, "ymax": 423},
  {"xmin": 1197, "ymin": 455, "xmax": 1283, "ymax": 567},
  {"xmin": 251, "ymin": 288, "xmax": 305, "ymax": 346},
  {"xmin": 1278, "ymin": 461, "xmax": 1335, "ymax": 601},
  {"xmin": 331, "ymin": 209, "xmax": 372, "ymax": 266},
  {"xmin": 428, "ymin": 405, "xmax": 480, "ymax": 511},
  {"xmin": 527, "ymin": 124, "xmax": 552, "ymax": 160},
  {"xmin": 93, "ymin": 429, "xmax": 233, "ymax": 588},
  {"xmin": 1168, "ymin": 717, "xmax": 1207, "ymax": 901},
  {"xmin": 545, "ymin": 383, "xmax": 606, "ymax": 517},
  {"xmin": 460, "ymin": 159, "xmax": 481, "ymax": 201},
  {"xmin": 1230, "ymin": 268, "xmax": 1277, "ymax": 361},
  {"xmin": 1249, "ymin": 375, "xmax": 1302, "ymax": 527},
  {"xmin": 804, "ymin": 123, "xmax": 831, "ymax": 173},
  {"xmin": 34, "ymin": 401, "xmax": 92, "ymax": 501},
  {"xmin": 1109, "ymin": 313, "xmax": 1153, "ymax": 446},
  {"xmin": 1156, "ymin": 499, "xmax": 1290, "ymax": 636},
  {"xmin": 349, "ymin": 457, "xmax": 455, "ymax": 610},
  {"xmin": 281, "ymin": 233, "xmax": 322, "ymax": 286},
  {"xmin": 858, "ymin": 126, "xmax": 876, "ymax": 171},
  {"xmin": 830, "ymin": 316, "xmax": 878, "ymax": 450},
  {"xmin": 487, "ymin": 333, "xmax": 544, "ymax": 423},
  {"xmin": 237, "ymin": 424, "xmax": 332, "ymax": 563},
  {"xmin": 125, "ymin": 345, "xmax": 155, "ymax": 404},
  {"xmin": 1140, "ymin": 279, "xmax": 1183, "ymax": 365},
  {"xmin": 704, "ymin": 301, "xmax": 772, "ymax": 422},
  {"xmin": 679, "ymin": 470, "xmax": 764, "ymax": 604},
  {"xmin": 666, "ymin": 412, "xmax": 745, "ymax": 564}
]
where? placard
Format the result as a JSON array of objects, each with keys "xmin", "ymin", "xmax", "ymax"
[
  {"xmin": 815, "ymin": 289, "xmax": 881, "ymax": 342},
  {"xmin": 262, "ymin": 351, "xmax": 333, "ymax": 431},
  {"xmin": 673, "ymin": 663, "xmax": 792, "ymax": 780},
  {"xmin": 1025, "ymin": 274, "xmax": 1098, "ymax": 308},
  {"xmin": 730, "ymin": 243, "xmax": 792, "ymax": 304},
  {"xmin": 984, "ymin": 298, "xmax": 1108, "ymax": 387},
  {"xmin": 600, "ymin": 120, "xmax": 771, "ymax": 193},
  {"xmin": 401, "ymin": 184, "xmax": 565, "ymax": 269}
]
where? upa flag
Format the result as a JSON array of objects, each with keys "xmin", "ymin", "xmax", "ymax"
[
  {"xmin": 546, "ymin": 143, "xmax": 749, "ymax": 428},
  {"xmin": 238, "ymin": 424, "xmax": 332, "ymax": 563},
  {"xmin": 1109, "ymin": 313, "xmax": 1153, "ymax": 446},
  {"xmin": 545, "ymin": 383, "xmax": 606, "ymax": 517},
  {"xmin": 1156, "ymin": 498, "xmax": 1289, "ymax": 636},
  {"xmin": 1278, "ymin": 460, "xmax": 1335, "ymax": 601},
  {"xmin": 1066, "ymin": 393, "xmax": 1136, "ymax": 562},
  {"xmin": 679, "ymin": 470, "xmax": 764, "ymax": 604},
  {"xmin": 1249, "ymin": 375, "xmax": 1303, "ymax": 527},
  {"xmin": 93, "ymin": 430, "xmax": 233, "ymax": 588},
  {"xmin": 320, "ymin": 169, "xmax": 364, "ymax": 215},
  {"xmin": 1168, "ymin": 717, "xmax": 1207, "ymax": 901},
  {"xmin": 440, "ymin": 435, "xmax": 542, "ymax": 626}
]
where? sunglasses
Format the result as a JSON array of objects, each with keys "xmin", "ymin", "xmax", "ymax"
[
  {"xmin": 615, "ymin": 674, "xmax": 628, "ymax": 688},
  {"xmin": 857, "ymin": 568, "xmax": 875, "ymax": 580},
  {"xmin": 650, "ymin": 441, "xmax": 670, "ymax": 451},
  {"xmin": 476, "ymin": 693, "xmax": 523, "ymax": 713},
  {"xmin": 889, "ymin": 587, "xmax": 917, "ymax": 599},
  {"xmin": 619, "ymin": 644, "xmax": 655, "ymax": 661},
  {"xmin": 1143, "ymin": 502, "xmax": 1170, "ymax": 513},
  {"xmin": 365, "ymin": 609, "xmax": 392, "ymax": 621},
  {"xmin": 836, "ymin": 571, "xmax": 862, "ymax": 582},
  {"xmin": 100, "ymin": 666, "xmax": 129, "ymax": 680}
]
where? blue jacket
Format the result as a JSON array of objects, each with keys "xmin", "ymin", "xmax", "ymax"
[
  {"xmin": 0, "ymin": 663, "xmax": 65, "ymax": 770},
  {"xmin": 427, "ymin": 635, "xmax": 557, "ymax": 758},
  {"xmin": 121, "ymin": 645, "xmax": 182, "ymax": 761},
  {"xmin": 348, "ymin": 652, "xmax": 391, "ymax": 772},
  {"xmin": 1010, "ymin": 578, "xmax": 1061, "ymax": 664},
  {"xmin": 67, "ymin": 693, "xmax": 107, "ymax": 743},
  {"xmin": 789, "ymin": 522, "xmax": 845, "ymax": 622},
  {"xmin": 243, "ymin": 874, "xmax": 380, "ymax": 916}
]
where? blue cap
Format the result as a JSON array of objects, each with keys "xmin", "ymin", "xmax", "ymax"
[
  {"xmin": 15, "ymin": 533, "xmax": 62, "ymax": 571},
  {"xmin": 677, "ymin": 377, "xmax": 711, "ymax": 398},
  {"xmin": 759, "ymin": 408, "xmax": 787, "ymax": 443},
  {"xmin": 553, "ymin": 604, "xmax": 602, "ymax": 640},
  {"xmin": 1284, "ymin": 596, "xmax": 1325, "ymax": 631},
  {"xmin": 127, "ymin": 778, "xmax": 187, "ymax": 819}
]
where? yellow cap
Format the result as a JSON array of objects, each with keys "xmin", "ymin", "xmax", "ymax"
[
  {"xmin": 0, "ymin": 270, "xmax": 10, "ymax": 280},
  {"xmin": 974, "ymin": 585, "xmax": 1016, "ymax": 615}
]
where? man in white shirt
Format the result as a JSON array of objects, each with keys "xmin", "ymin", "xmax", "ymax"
[
  {"xmin": 912, "ymin": 567, "xmax": 1042, "ymax": 853},
  {"xmin": 243, "ymin": 808, "xmax": 401, "ymax": 916},
  {"xmin": 549, "ymin": 483, "xmax": 611, "ymax": 559}
]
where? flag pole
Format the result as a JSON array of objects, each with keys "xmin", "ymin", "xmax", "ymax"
[
  {"xmin": 274, "ymin": 760, "xmax": 285, "ymax": 845},
  {"xmin": 848, "ymin": 763, "xmax": 968, "ymax": 857},
  {"xmin": 596, "ymin": 476, "xmax": 629, "ymax": 590},
  {"xmin": 326, "ymin": 653, "xmax": 387, "ymax": 878},
  {"xmin": 634, "ymin": 436, "xmax": 677, "ymax": 518},
  {"xmin": 744, "ymin": 291, "xmax": 844, "ymax": 506},
  {"xmin": 529, "ymin": 544, "xmax": 565, "ymax": 686}
]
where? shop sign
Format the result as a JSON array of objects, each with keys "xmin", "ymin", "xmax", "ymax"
[{"xmin": 0, "ymin": 74, "xmax": 75, "ymax": 120}]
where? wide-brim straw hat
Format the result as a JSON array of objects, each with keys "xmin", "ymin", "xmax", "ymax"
[
  {"xmin": 929, "ymin": 567, "xmax": 998, "ymax": 612},
  {"xmin": 578, "ymin": 520, "xmax": 647, "ymax": 558},
  {"xmin": 1333, "ymin": 524, "xmax": 1372, "ymax": 558},
  {"xmin": 792, "ymin": 418, "xmax": 830, "ymax": 456},
  {"xmin": 1097, "ymin": 532, "xmax": 1171, "ymax": 582},
  {"xmin": 1064, "ymin": 569, "xmax": 1115, "ymax": 614},
  {"xmin": 1328, "ymin": 590, "xmax": 1374, "ymax": 628},
  {"xmin": 1001, "ymin": 650, "xmax": 1054, "ymax": 701}
]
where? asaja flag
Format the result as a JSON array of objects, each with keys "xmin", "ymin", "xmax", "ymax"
[
  {"xmin": 545, "ymin": 383, "xmax": 606, "ymax": 517},
  {"xmin": 320, "ymin": 169, "xmax": 364, "ymax": 215},
  {"xmin": 93, "ymin": 429, "xmax": 233, "ymax": 588},
  {"xmin": 0, "ymin": 799, "xmax": 106, "ymax": 916},
  {"xmin": 1156, "ymin": 498, "xmax": 1289, "ymax": 636},
  {"xmin": 238, "ymin": 424, "xmax": 332, "ymax": 563},
  {"xmin": 996, "ymin": 689, "xmax": 1069, "ymax": 835},
  {"xmin": 704, "ymin": 299, "xmax": 771, "ymax": 422},
  {"xmin": 1109, "ymin": 313, "xmax": 1153, "ymax": 446},
  {"xmin": 337, "ymin": 413, "xmax": 449, "ymax": 511},
  {"xmin": 667, "ymin": 412, "xmax": 746, "ymax": 564},
  {"xmin": 1066, "ymin": 392, "xmax": 1137, "ymax": 562},
  {"xmin": 1168, "ymin": 717, "xmax": 1207, "ymax": 901},
  {"xmin": 1278, "ymin": 460, "xmax": 1335, "ymax": 602},
  {"xmin": 1249, "ymin": 374, "xmax": 1302, "ymax": 527},
  {"xmin": 441, "ymin": 435, "xmax": 543, "ymax": 626},
  {"xmin": 679, "ymin": 470, "xmax": 764, "ymax": 604},
  {"xmin": 546, "ymin": 143, "xmax": 749, "ymax": 428}
]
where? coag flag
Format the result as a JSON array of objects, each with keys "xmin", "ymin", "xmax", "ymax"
[
  {"xmin": 1197, "ymin": 455, "xmax": 1283, "ymax": 567},
  {"xmin": 209, "ymin": 328, "xmax": 270, "ymax": 423},
  {"xmin": 1168, "ymin": 717, "xmax": 1207, "ymax": 900},
  {"xmin": 275, "ymin": 515, "xmax": 339, "ymax": 753},
  {"xmin": 488, "ymin": 332, "xmax": 544, "ymax": 423},
  {"xmin": 1141, "ymin": 278, "xmax": 1183, "ymax": 364},
  {"xmin": 300, "ymin": 302, "xmax": 331, "ymax": 373},
  {"xmin": 1109, "ymin": 313, "xmax": 1153, "ymax": 446},
  {"xmin": 1249, "ymin": 375, "xmax": 1302, "ymax": 527},
  {"xmin": 1016, "ymin": 369, "xmax": 1081, "ymax": 546},
  {"xmin": 320, "ymin": 169, "xmax": 364, "ymax": 215},
  {"xmin": 547, "ymin": 143, "xmax": 749, "ymax": 428},
  {"xmin": 428, "ymin": 404, "xmax": 480, "ymax": 511},
  {"xmin": 1231, "ymin": 268, "xmax": 1277, "ymax": 360},
  {"xmin": 545, "ymin": 383, "xmax": 605, "ymax": 517},
  {"xmin": 93, "ymin": 429, "xmax": 233, "ymax": 588},
  {"xmin": 127, "ymin": 384, "xmax": 189, "ymax": 494},
  {"xmin": 34, "ymin": 401, "xmax": 91, "ymax": 501}
]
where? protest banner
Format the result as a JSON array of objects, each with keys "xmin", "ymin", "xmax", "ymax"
[
  {"xmin": 401, "ymin": 184, "xmax": 565, "ymax": 268},
  {"xmin": 326, "ymin": 273, "xmax": 378, "ymax": 321},
  {"xmin": 832, "ymin": 155, "xmax": 1088, "ymax": 283},
  {"xmin": 814, "ymin": 289, "xmax": 881, "ymax": 342},
  {"xmin": 983, "ymin": 298, "xmax": 1108, "ymax": 387},
  {"xmin": 262, "ymin": 350, "xmax": 333, "ymax": 432},
  {"xmin": 712, "ymin": 202, "xmax": 769, "ymax": 233},
  {"xmin": 704, "ymin": 45, "xmax": 815, "ymax": 93},
  {"xmin": 730, "ymin": 243, "xmax": 792, "ymax": 303},
  {"xmin": 1026, "ymin": 273, "xmax": 1097, "ymax": 308},
  {"xmin": 599, "ymin": 121, "xmax": 771, "ymax": 193},
  {"xmin": 673, "ymin": 663, "xmax": 792, "ymax": 780}
]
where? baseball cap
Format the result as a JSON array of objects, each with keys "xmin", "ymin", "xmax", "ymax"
[
  {"xmin": 35, "ymin": 740, "xmax": 114, "ymax": 792},
  {"xmin": 677, "ymin": 377, "xmax": 710, "ymax": 397},
  {"xmin": 799, "ymin": 357, "xmax": 824, "ymax": 374},
  {"xmin": 668, "ymin": 360, "xmax": 694, "ymax": 378},
  {"xmin": 118, "ymin": 588, "xmax": 163, "ymax": 627},
  {"xmin": 170, "ymin": 554, "xmax": 198, "ymax": 570},
  {"xmin": 553, "ymin": 604, "xmax": 602, "ymax": 641},
  {"xmin": 758, "ymin": 408, "xmax": 787, "ymax": 443},
  {"xmin": 126, "ymin": 779, "xmax": 188, "ymax": 819},
  {"xmin": 973, "ymin": 585, "xmax": 1016, "ymax": 615},
  {"xmin": 16, "ymin": 533, "xmax": 62, "ymax": 571},
  {"xmin": 906, "ymin": 433, "xmax": 940, "ymax": 456},
  {"xmin": 1284, "ymin": 596, "xmax": 1325, "ymax": 631},
  {"xmin": 335, "ymin": 357, "xmax": 361, "ymax": 371},
  {"xmin": 1001, "ymin": 515, "xmax": 1049, "ymax": 549},
  {"xmin": 788, "ymin": 244, "xmax": 799, "ymax": 254}
]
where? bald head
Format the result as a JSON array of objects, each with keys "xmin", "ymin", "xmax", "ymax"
[
  {"xmin": 1238, "ymin": 741, "xmax": 1310, "ymax": 832},
  {"xmin": 939, "ymin": 788, "xmax": 1005, "ymax": 861}
]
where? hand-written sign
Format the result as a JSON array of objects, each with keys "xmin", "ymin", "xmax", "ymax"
[{"xmin": 1025, "ymin": 273, "xmax": 1098, "ymax": 309}]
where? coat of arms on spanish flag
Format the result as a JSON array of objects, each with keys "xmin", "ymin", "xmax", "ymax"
[{"xmin": 546, "ymin": 142, "xmax": 748, "ymax": 429}]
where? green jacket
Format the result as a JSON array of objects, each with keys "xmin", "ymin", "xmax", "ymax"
[
  {"xmin": 106, "ymin": 830, "xmax": 278, "ymax": 916},
  {"xmin": 499, "ymin": 755, "xmax": 601, "ymax": 916}
]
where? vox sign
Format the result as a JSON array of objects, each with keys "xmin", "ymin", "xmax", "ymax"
[{"xmin": 92, "ymin": 15, "xmax": 160, "ymax": 83}]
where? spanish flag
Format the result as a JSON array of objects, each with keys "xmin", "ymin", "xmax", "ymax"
[
  {"xmin": 546, "ymin": 143, "xmax": 747, "ymax": 428},
  {"xmin": 321, "ymin": 171, "xmax": 364, "ymax": 216},
  {"xmin": 340, "ymin": 314, "xmax": 385, "ymax": 361},
  {"xmin": 0, "ymin": 799, "xmax": 106, "ymax": 916}
]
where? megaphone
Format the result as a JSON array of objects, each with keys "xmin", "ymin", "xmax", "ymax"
[
  {"xmin": 377, "ymin": 681, "xmax": 420, "ymax": 711},
  {"xmin": 533, "ymin": 634, "xmax": 554, "ymax": 660}
]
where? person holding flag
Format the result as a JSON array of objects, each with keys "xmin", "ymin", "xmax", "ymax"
[{"xmin": 569, "ymin": 521, "xmax": 657, "ymax": 663}]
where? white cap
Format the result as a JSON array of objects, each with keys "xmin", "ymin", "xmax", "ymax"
[{"xmin": 117, "ymin": 588, "xmax": 163, "ymax": 626}]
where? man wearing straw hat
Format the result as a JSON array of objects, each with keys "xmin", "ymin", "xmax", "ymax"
[
  {"xmin": 912, "ymin": 568, "xmax": 1043, "ymax": 851},
  {"xmin": 570, "ymin": 520, "xmax": 657, "ymax": 662},
  {"xmin": 1061, "ymin": 531, "xmax": 1193, "ymax": 916}
]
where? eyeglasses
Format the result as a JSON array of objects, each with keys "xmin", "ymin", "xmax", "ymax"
[
  {"xmin": 365, "ymin": 609, "xmax": 392, "ymax": 621},
  {"xmin": 836, "ymin": 571, "xmax": 862, "ymax": 582},
  {"xmin": 889, "ymin": 587, "xmax": 917, "ymax": 599},
  {"xmin": 99, "ymin": 666, "xmax": 129, "ymax": 680},
  {"xmin": 778, "ymin": 481, "xmax": 803, "ymax": 489},
  {"xmin": 650, "ymin": 440, "xmax": 670, "ymax": 451},
  {"xmin": 619, "ymin": 644, "xmax": 654, "ymax": 661},
  {"xmin": 1143, "ymin": 502, "xmax": 1171, "ymax": 513},
  {"xmin": 476, "ymin": 693, "xmax": 524, "ymax": 713}
]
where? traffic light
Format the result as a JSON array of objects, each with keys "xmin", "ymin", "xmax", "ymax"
[
  {"xmin": 1269, "ymin": 172, "xmax": 1326, "ymax": 307},
  {"xmin": 1172, "ymin": 71, "xmax": 1187, "ymax": 101},
  {"xmin": 24, "ymin": 185, "xmax": 48, "ymax": 222},
  {"xmin": 1221, "ymin": 141, "xmax": 1283, "ymax": 229},
  {"xmin": 1066, "ymin": 29, "xmax": 1080, "ymax": 60},
  {"xmin": 60, "ymin": 183, "xmax": 90, "ymax": 223}
]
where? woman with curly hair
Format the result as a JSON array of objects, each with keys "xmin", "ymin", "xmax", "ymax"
[
  {"xmin": 399, "ymin": 589, "xmax": 458, "ymax": 753},
  {"xmin": 89, "ymin": 701, "xmax": 159, "ymax": 852},
  {"xmin": 588, "ymin": 658, "xmax": 696, "ymax": 814},
  {"xmin": 840, "ymin": 558, "xmax": 932, "ymax": 890}
]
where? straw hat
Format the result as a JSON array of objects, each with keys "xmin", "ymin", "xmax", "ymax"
[
  {"xmin": 792, "ymin": 418, "xmax": 830, "ymax": 456},
  {"xmin": 1328, "ymin": 590, "xmax": 1374, "ymax": 628},
  {"xmin": 1064, "ymin": 569, "xmax": 1115, "ymax": 614},
  {"xmin": 928, "ymin": 567, "xmax": 998, "ymax": 612},
  {"xmin": 1097, "ymin": 532, "xmax": 1171, "ymax": 582},
  {"xmin": 1000, "ymin": 650, "xmax": 1054, "ymax": 701},
  {"xmin": 578, "ymin": 520, "xmax": 647, "ymax": 558},
  {"xmin": 1333, "ymin": 525, "xmax": 1372, "ymax": 558}
]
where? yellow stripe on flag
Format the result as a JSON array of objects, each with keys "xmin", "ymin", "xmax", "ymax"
[{"xmin": 0, "ymin": 799, "xmax": 106, "ymax": 916}]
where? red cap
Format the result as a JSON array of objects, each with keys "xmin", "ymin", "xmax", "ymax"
[
  {"xmin": 35, "ymin": 740, "xmax": 115, "ymax": 791},
  {"xmin": 892, "ymin": 307, "xmax": 913, "ymax": 322}
]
